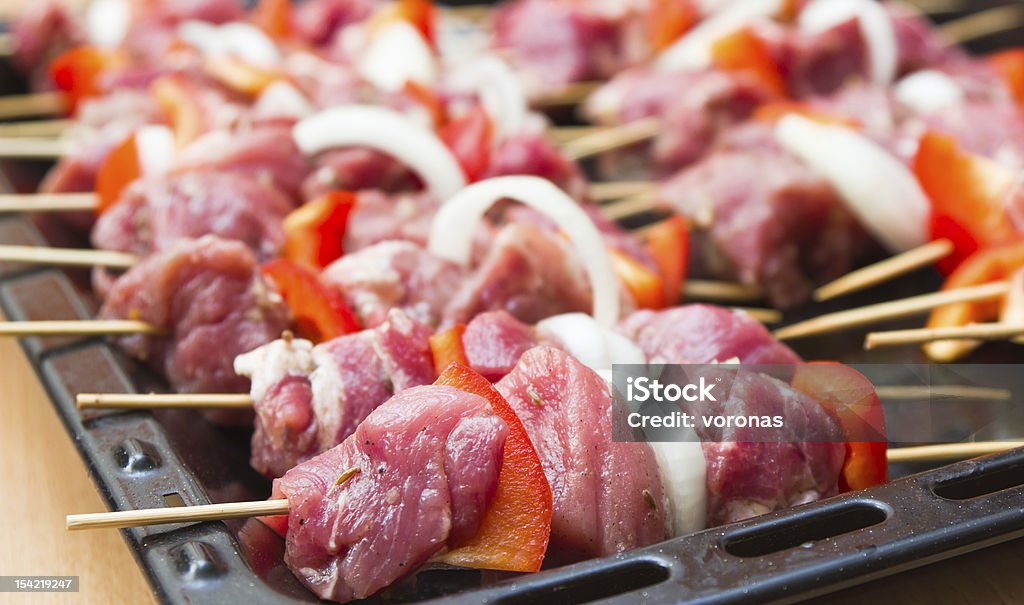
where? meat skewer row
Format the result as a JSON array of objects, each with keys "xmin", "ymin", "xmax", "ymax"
[
  {"xmin": 62, "ymin": 311, "xmax": 1024, "ymax": 602},
  {"xmin": 6, "ymin": 0, "xmax": 999, "ymax": 317},
  {"xmin": 564, "ymin": 1, "xmax": 1024, "ymax": 310},
  {"xmin": 2, "ymin": 0, "xmax": 616, "ymax": 117},
  {"xmin": 2, "ymin": 177, "xmax": 693, "ymax": 410},
  {"xmin": 64, "ymin": 302, "xmax": 885, "ymax": 602}
]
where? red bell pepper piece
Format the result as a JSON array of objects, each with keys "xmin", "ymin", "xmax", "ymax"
[
  {"xmin": 989, "ymin": 49, "xmax": 1024, "ymax": 107},
  {"xmin": 95, "ymin": 133, "xmax": 142, "ymax": 214},
  {"xmin": 610, "ymin": 248, "xmax": 667, "ymax": 310},
  {"xmin": 370, "ymin": 0, "xmax": 437, "ymax": 47},
  {"xmin": 49, "ymin": 46, "xmax": 127, "ymax": 112},
  {"xmin": 434, "ymin": 363, "xmax": 552, "ymax": 572},
  {"xmin": 439, "ymin": 104, "xmax": 493, "ymax": 183},
  {"xmin": 710, "ymin": 27, "xmax": 787, "ymax": 99},
  {"xmin": 283, "ymin": 192, "xmax": 357, "ymax": 270},
  {"xmin": 261, "ymin": 259, "xmax": 360, "ymax": 343},
  {"xmin": 924, "ymin": 240, "xmax": 1024, "ymax": 361},
  {"xmin": 913, "ymin": 131, "xmax": 1020, "ymax": 273},
  {"xmin": 429, "ymin": 324, "xmax": 469, "ymax": 377},
  {"xmin": 643, "ymin": 216, "xmax": 689, "ymax": 305},
  {"xmin": 253, "ymin": 0, "xmax": 292, "ymax": 40},
  {"xmin": 402, "ymin": 80, "xmax": 446, "ymax": 129},
  {"xmin": 150, "ymin": 75, "xmax": 204, "ymax": 147},
  {"xmin": 646, "ymin": 0, "xmax": 699, "ymax": 52},
  {"xmin": 791, "ymin": 362, "xmax": 887, "ymax": 492}
]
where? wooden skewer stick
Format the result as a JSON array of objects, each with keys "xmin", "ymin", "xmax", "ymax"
[
  {"xmin": 0, "ymin": 245, "xmax": 138, "ymax": 268},
  {"xmin": 734, "ymin": 307, "xmax": 782, "ymax": 324},
  {"xmin": 814, "ymin": 239, "xmax": 954, "ymax": 302},
  {"xmin": 77, "ymin": 393, "xmax": 254, "ymax": 409},
  {"xmin": 0, "ymin": 118, "xmax": 74, "ymax": 138},
  {"xmin": 548, "ymin": 125, "xmax": 607, "ymax": 144},
  {"xmin": 0, "ymin": 32, "xmax": 15, "ymax": 57},
  {"xmin": 588, "ymin": 181, "xmax": 656, "ymax": 202},
  {"xmin": 887, "ymin": 441, "xmax": 1024, "ymax": 464},
  {"xmin": 63, "ymin": 440, "xmax": 1024, "ymax": 530},
  {"xmin": 534, "ymin": 81, "xmax": 602, "ymax": 108},
  {"xmin": 904, "ymin": 0, "xmax": 965, "ymax": 16},
  {"xmin": 0, "ymin": 320, "xmax": 162, "ymax": 336},
  {"xmin": 0, "ymin": 92, "xmax": 66, "ymax": 120},
  {"xmin": 66, "ymin": 499, "xmax": 290, "ymax": 531},
  {"xmin": 684, "ymin": 280, "xmax": 763, "ymax": 303},
  {"xmin": 0, "ymin": 136, "xmax": 70, "ymax": 159},
  {"xmin": 876, "ymin": 385, "xmax": 1012, "ymax": 401},
  {"xmin": 602, "ymin": 190, "xmax": 661, "ymax": 221},
  {"xmin": 939, "ymin": 4, "xmax": 1024, "ymax": 44},
  {"xmin": 81, "ymin": 384, "xmax": 1010, "ymax": 411},
  {"xmin": 562, "ymin": 117, "xmax": 661, "ymax": 161},
  {"xmin": 0, "ymin": 192, "xmax": 97, "ymax": 213},
  {"xmin": 773, "ymin": 281, "xmax": 1011, "ymax": 341},
  {"xmin": 865, "ymin": 322, "xmax": 1024, "ymax": 350},
  {"xmin": 441, "ymin": 4, "xmax": 493, "ymax": 22}
]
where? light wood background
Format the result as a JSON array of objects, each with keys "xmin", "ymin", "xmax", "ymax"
[{"xmin": 1, "ymin": 1, "xmax": 1023, "ymax": 604}]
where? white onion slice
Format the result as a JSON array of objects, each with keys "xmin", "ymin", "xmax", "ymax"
[
  {"xmin": 255, "ymin": 81, "xmax": 315, "ymax": 120},
  {"xmin": 358, "ymin": 22, "xmax": 437, "ymax": 92},
  {"xmin": 775, "ymin": 114, "xmax": 929, "ymax": 252},
  {"xmin": 655, "ymin": 0, "xmax": 782, "ymax": 72},
  {"xmin": 894, "ymin": 69, "xmax": 964, "ymax": 114},
  {"xmin": 427, "ymin": 176, "xmax": 620, "ymax": 327},
  {"xmin": 449, "ymin": 56, "xmax": 528, "ymax": 139},
  {"xmin": 87, "ymin": 0, "xmax": 131, "ymax": 48},
  {"xmin": 234, "ymin": 338, "xmax": 315, "ymax": 403},
  {"xmin": 649, "ymin": 441, "xmax": 707, "ymax": 537},
  {"xmin": 536, "ymin": 313, "xmax": 646, "ymax": 373},
  {"xmin": 293, "ymin": 106, "xmax": 466, "ymax": 200},
  {"xmin": 219, "ymin": 22, "xmax": 284, "ymax": 67},
  {"xmin": 800, "ymin": 0, "xmax": 897, "ymax": 85},
  {"xmin": 134, "ymin": 125, "xmax": 176, "ymax": 177},
  {"xmin": 178, "ymin": 21, "xmax": 283, "ymax": 67}
]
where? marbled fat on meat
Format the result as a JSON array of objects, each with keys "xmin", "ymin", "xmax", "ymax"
[
  {"xmin": 92, "ymin": 171, "xmax": 294, "ymax": 261},
  {"xmin": 273, "ymin": 385, "xmax": 506, "ymax": 602},
  {"xmin": 100, "ymin": 236, "xmax": 290, "ymax": 396}
]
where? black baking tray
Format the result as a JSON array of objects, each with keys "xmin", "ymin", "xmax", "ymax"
[{"xmin": 4, "ymin": 1, "xmax": 1024, "ymax": 602}]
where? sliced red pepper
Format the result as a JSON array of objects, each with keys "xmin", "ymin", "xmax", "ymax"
[
  {"xmin": 95, "ymin": 133, "xmax": 142, "ymax": 214},
  {"xmin": 429, "ymin": 324, "xmax": 468, "ymax": 377},
  {"xmin": 402, "ymin": 79, "xmax": 446, "ymax": 129},
  {"xmin": 203, "ymin": 55, "xmax": 283, "ymax": 97},
  {"xmin": 646, "ymin": 0, "xmax": 699, "ymax": 52},
  {"xmin": 283, "ymin": 191, "xmax": 357, "ymax": 270},
  {"xmin": 989, "ymin": 49, "xmax": 1024, "ymax": 107},
  {"xmin": 434, "ymin": 363, "xmax": 551, "ymax": 573},
  {"xmin": 924, "ymin": 240, "xmax": 1024, "ymax": 361},
  {"xmin": 610, "ymin": 248, "xmax": 666, "ymax": 310},
  {"xmin": 48, "ymin": 46, "xmax": 127, "ymax": 112},
  {"xmin": 643, "ymin": 216, "xmax": 689, "ymax": 305},
  {"xmin": 261, "ymin": 259, "xmax": 360, "ymax": 343},
  {"xmin": 753, "ymin": 100, "xmax": 860, "ymax": 128},
  {"xmin": 150, "ymin": 74, "xmax": 204, "ymax": 147},
  {"xmin": 710, "ymin": 27, "xmax": 787, "ymax": 99},
  {"xmin": 253, "ymin": 0, "xmax": 292, "ymax": 41},
  {"xmin": 791, "ymin": 362, "xmax": 887, "ymax": 492},
  {"xmin": 370, "ymin": 0, "xmax": 437, "ymax": 48},
  {"xmin": 913, "ymin": 131, "xmax": 1020, "ymax": 273},
  {"xmin": 439, "ymin": 104, "xmax": 493, "ymax": 182}
]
